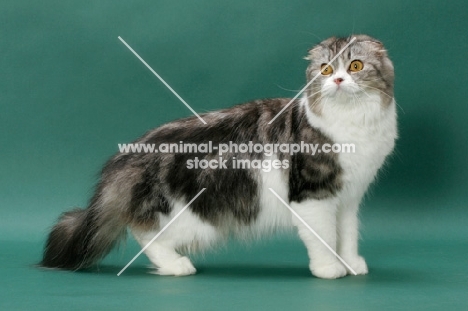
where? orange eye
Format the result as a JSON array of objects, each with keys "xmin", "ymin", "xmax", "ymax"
[
  {"xmin": 320, "ymin": 64, "xmax": 333, "ymax": 75},
  {"xmin": 349, "ymin": 60, "xmax": 363, "ymax": 72}
]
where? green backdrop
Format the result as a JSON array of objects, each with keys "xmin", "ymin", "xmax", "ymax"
[{"xmin": 1, "ymin": 0, "xmax": 467, "ymax": 310}]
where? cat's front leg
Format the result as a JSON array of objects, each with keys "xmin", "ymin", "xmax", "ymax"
[
  {"xmin": 337, "ymin": 201, "xmax": 368, "ymax": 275},
  {"xmin": 291, "ymin": 198, "xmax": 347, "ymax": 279}
]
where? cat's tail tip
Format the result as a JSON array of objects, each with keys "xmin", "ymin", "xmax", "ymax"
[{"xmin": 40, "ymin": 207, "xmax": 126, "ymax": 270}]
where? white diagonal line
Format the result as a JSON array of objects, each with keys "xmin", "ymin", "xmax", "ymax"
[
  {"xmin": 118, "ymin": 36, "xmax": 207, "ymax": 125},
  {"xmin": 117, "ymin": 188, "xmax": 206, "ymax": 276},
  {"xmin": 268, "ymin": 188, "xmax": 357, "ymax": 275},
  {"xmin": 268, "ymin": 37, "xmax": 357, "ymax": 124}
]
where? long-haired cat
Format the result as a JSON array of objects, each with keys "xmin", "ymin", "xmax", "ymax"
[{"xmin": 41, "ymin": 35, "xmax": 396, "ymax": 279}]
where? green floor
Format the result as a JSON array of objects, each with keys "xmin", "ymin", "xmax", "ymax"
[{"xmin": 2, "ymin": 203, "xmax": 467, "ymax": 310}]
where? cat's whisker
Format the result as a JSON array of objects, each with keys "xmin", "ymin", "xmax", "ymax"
[
  {"xmin": 395, "ymin": 102, "xmax": 405, "ymax": 114},
  {"xmin": 357, "ymin": 84, "xmax": 392, "ymax": 98},
  {"xmin": 276, "ymin": 84, "xmax": 302, "ymax": 93},
  {"xmin": 296, "ymin": 104, "xmax": 310, "ymax": 131},
  {"xmin": 307, "ymin": 89, "xmax": 323, "ymax": 99},
  {"xmin": 358, "ymin": 84, "xmax": 404, "ymax": 114},
  {"xmin": 309, "ymin": 95, "xmax": 324, "ymax": 109},
  {"xmin": 361, "ymin": 77, "xmax": 386, "ymax": 83},
  {"xmin": 351, "ymin": 91, "xmax": 357, "ymax": 107},
  {"xmin": 351, "ymin": 90, "xmax": 366, "ymax": 126},
  {"xmin": 356, "ymin": 86, "xmax": 372, "ymax": 99},
  {"xmin": 351, "ymin": 89, "xmax": 380, "ymax": 129}
]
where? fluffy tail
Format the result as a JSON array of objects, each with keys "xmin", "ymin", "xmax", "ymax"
[{"xmin": 40, "ymin": 204, "xmax": 127, "ymax": 270}]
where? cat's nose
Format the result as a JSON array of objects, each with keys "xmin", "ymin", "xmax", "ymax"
[{"xmin": 334, "ymin": 78, "xmax": 344, "ymax": 85}]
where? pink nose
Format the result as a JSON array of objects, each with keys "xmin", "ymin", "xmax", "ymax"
[{"xmin": 334, "ymin": 78, "xmax": 344, "ymax": 85}]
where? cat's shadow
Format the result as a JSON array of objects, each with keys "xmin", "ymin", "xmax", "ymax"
[
  {"xmin": 82, "ymin": 264, "xmax": 311, "ymax": 279},
  {"xmin": 79, "ymin": 264, "xmax": 309, "ymax": 278},
  {"xmin": 197, "ymin": 265, "xmax": 428, "ymax": 283},
  {"xmin": 196, "ymin": 264, "xmax": 310, "ymax": 279},
  {"xmin": 84, "ymin": 264, "xmax": 428, "ymax": 283}
]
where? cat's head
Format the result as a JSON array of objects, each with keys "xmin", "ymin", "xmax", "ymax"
[{"xmin": 305, "ymin": 35, "xmax": 394, "ymax": 111}]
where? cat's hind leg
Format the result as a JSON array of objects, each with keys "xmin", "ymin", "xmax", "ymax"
[
  {"xmin": 131, "ymin": 200, "xmax": 219, "ymax": 276},
  {"xmin": 132, "ymin": 230, "xmax": 196, "ymax": 276}
]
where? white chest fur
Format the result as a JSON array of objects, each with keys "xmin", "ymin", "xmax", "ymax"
[{"xmin": 303, "ymin": 95, "xmax": 397, "ymax": 200}]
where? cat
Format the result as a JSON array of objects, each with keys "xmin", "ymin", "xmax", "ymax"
[{"xmin": 41, "ymin": 34, "xmax": 397, "ymax": 279}]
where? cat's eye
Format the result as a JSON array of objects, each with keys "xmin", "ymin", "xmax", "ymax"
[
  {"xmin": 320, "ymin": 64, "xmax": 333, "ymax": 75},
  {"xmin": 349, "ymin": 60, "xmax": 364, "ymax": 72}
]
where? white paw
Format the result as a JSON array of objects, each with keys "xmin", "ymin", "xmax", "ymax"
[
  {"xmin": 344, "ymin": 256, "xmax": 368, "ymax": 275},
  {"xmin": 310, "ymin": 261, "xmax": 347, "ymax": 279},
  {"xmin": 151, "ymin": 257, "xmax": 197, "ymax": 276}
]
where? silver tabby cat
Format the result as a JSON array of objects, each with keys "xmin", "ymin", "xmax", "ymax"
[{"xmin": 41, "ymin": 35, "xmax": 396, "ymax": 279}]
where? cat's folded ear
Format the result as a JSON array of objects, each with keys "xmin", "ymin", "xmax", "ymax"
[
  {"xmin": 305, "ymin": 36, "xmax": 337, "ymax": 61},
  {"xmin": 358, "ymin": 36, "xmax": 387, "ymax": 57},
  {"xmin": 304, "ymin": 46, "xmax": 322, "ymax": 61}
]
